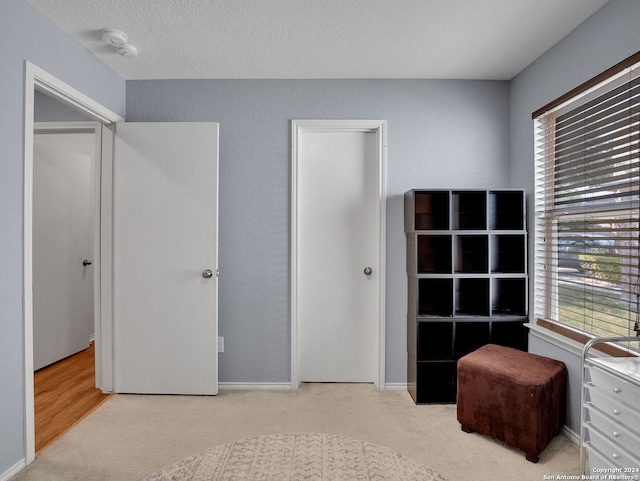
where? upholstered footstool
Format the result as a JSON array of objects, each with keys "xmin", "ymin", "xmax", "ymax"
[{"xmin": 456, "ymin": 344, "xmax": 566, "ymax": 463}]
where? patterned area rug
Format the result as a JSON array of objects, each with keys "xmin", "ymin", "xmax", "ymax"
[{"xmin": 141, "ymin": 433, "xmax": 448, "ymax": 481}]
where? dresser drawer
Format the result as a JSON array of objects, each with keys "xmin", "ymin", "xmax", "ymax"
[
  {"xmin": 586, "ymin": 405, "xmax": 640, "ymax": 455},
  {"xmin": 585, "ymin": 444, "xmax": 619, "ymax": 472},
  {"xmin": 586, "ymin": 386, "xmax": 640, "ymax": 435},
  {"xmin": 586, "ymin": 425, "xmax": 640, "ymax": 469},
  {"xmin": 588, "ymin": 363, "xmax": 640, "ymax": 408}
]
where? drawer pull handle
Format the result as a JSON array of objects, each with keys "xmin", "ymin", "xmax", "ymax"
[
  {"xmin": 613, "ymin": 409, "xmax": 621, "ymax": 415},
  {"xmin": 612, "ymin": 431, "xmax": 620, "ymax": 437},
  {"xmin": 613, "ymin": 387, "xmax": 621, "ymax": 394},
  {"xmin": 612, "ymin": 453, "xmax": 620, "ymax": 460}
]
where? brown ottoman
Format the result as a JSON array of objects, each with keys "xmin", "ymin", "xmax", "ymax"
[{"xmin": 456, "ymin": 344, "xmax": 566, "ymax": 463}]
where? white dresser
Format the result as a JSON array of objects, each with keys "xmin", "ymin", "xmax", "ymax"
[{"xmin": 581, "ymin": 337, "xmax": 640, "ymax": 475}]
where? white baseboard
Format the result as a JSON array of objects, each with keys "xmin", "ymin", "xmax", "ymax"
[
  {"xmin": 384, "ymin": 383, "xmax": 408, "ymax": 391},
  {"xmin": 561, "ymin": 425, "xmax": 580, "ymax": 445},
  {"xmin": 0, "ymin": 459, "xmax": 26, "ymax": 481},
  {"xmin": 219, "ymin": 382, "xmax": 408, "ymax": 391},
  {"xmin": 219, "ymin": 382, "xmax": 292, "ymax": 391}
]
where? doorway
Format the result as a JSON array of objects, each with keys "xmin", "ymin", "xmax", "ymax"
[
  {"xmin": 23, "ymin": 61, "xmax": 123, "ymax": 464},
  {"xmin": 291, "ymin": 120, "xmax": 387, "ymax": 389},
  {"xmin": 31, "ymin": 122, "xmax": 108, "ymax": 455}
]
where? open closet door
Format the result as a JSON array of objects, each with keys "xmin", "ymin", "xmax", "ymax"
[{"xmin": 112, "ymin": 122, "xmax": 218, "ymax": 395}]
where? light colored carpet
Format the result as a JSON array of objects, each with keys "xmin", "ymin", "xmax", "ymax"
[
  {"xmin": 140, "ymin": 433, "xmax": 448, "ymax": 481},
  {"xmin": 10, "ymin": 383, "xmax": 580, "ymax": 481}
]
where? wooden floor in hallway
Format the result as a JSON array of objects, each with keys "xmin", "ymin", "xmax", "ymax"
[{"xmin": 34, "ymin": 342, "xmax": 112, "ymax": 455}]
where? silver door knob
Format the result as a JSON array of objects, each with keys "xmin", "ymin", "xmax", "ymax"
[
  {"xmin": 364, "ymin": 267, "xmax": 373, "ymax": 276},
  {"xmin": 83, "ymin": 260, "xmax": 92, "ymax": 266},
  {"xmin": 202, "ymin": 269, "xmax": 214, "ymax": 279}
]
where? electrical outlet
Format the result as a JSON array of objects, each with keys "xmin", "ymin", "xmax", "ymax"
[{"xmin": 218, "ymin": 336, "xmax": 224, "ymax": 353}]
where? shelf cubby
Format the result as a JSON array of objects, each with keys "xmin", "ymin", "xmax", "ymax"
[
  {"xmin": 453, "ymin": 191, "xmax": 486, "ymax": 230},
  {"xmin": 454, "ymin": 321, "xmax": 491, "ymax": 358},
  {"xmin": 417, "ymin": 278, "xmax": 453, "ymax": 316},
  {"xmin": 417, "ymin": 235, "xmax": 452, "ymax": 273},
  {"xmin": 491, "ymin": 234, "xmax": 526, "ymax": 273},
  {"xmin": 491, "ymin": 278, "xmax": 527, "ymax": 316},
  {"xmin": 455, "ymin": 278, "xmax": 490, "ymax": 316},
  {"xmin": 417, "ymin": 321, "xmax": 454, "ymax": 360},
  {"xmin": 455, "ymin": 235, "xmax": 488, "ymax": 273},
  {"xmin": 413, "ymin": 191, "xmax": 450, "ymax": 230},
  {"xmin": 489, "ymin": 191, "xmax": 525, "ymax": 230},
  {"xmin": 413, "ymin": 360, "xmax": 457, "ymax": 404},
  {"xmin": 491, "ymin": 320, "xmax": 529, "ymax": 352}
]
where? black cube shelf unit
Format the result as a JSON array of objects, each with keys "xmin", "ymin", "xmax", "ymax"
[{"xmin": 405, "ymin": 189, "xmax": 529, "ymax": 404}]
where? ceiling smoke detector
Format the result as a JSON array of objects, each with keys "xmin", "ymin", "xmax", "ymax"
[
  {"xmin": 117, "ymin": 44, "xmax": 138, "ymax": 60},
  {"xmin": 101, "ymin": 28, "xmax": 128, "ymax": 48}
]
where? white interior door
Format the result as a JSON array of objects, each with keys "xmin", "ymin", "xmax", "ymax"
[
  {"xmin": 295, "ymin": 124, "xmax": 384, "ymax": 384},
  {"xmin": 32, "ymin": 129, "xmax": 95, "ymax": 371},
  {"xmin": 113, "ymin": 122, "xmax": 218, "ymax": 395}
]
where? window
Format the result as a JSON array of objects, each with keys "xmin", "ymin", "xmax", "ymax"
[{"xmin": 534, "ymin": 53, "xmax": 640, "ymax": 342}]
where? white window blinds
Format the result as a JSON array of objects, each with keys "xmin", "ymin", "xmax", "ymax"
[{"xmin": 534, "ymin": 56, "xmax": 640, "ymax": 340}]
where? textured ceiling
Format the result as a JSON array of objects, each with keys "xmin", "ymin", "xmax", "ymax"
[{"xmin": 26, "ymin": 0, "xmax": 609, "ymax": 80}]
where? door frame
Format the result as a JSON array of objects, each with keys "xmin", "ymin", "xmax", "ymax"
[
  {"xmin": 23, "ymin": 61, "xmax": 123, "ymax": 464},
  {"xmin": 290, "ymin": 119, "xmax": 387, "ymax": 390}
]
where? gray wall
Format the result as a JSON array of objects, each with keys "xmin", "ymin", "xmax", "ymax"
[
  {"xmin": 510, "ymin": 0, "xmax": 640, "ymax": 435},
  {"xmin": 126, "ymin": 79, "xmax": 511, "ymax": 384},
  {"xmin": 34, "ymin": 91, "xmax": 93, "ymax": 122},
  {"xmin": 0, "ymin": 0, "xmax": 125, "ymax": 473}
]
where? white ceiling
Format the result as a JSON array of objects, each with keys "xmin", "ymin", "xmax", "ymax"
[{"xmin": 27, "ymin": 0, "xmax": 609, "ymax": 81}]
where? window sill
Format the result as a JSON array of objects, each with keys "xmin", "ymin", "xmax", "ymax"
[{"xmin": 526, "ymin": 320, "xmax": 639, "ymax": 358}]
